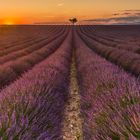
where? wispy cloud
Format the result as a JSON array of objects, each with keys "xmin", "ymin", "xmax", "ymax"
[
  {"xmin": 57, "ymin": 3, "xmax": 64, "ymax": 7},
  {"xmin": 124, "ymin": 9, "xmax": 140, "ymax": 12},
  {"xmin": 82, "ymin": 10, "xmax": 140, "ymax": 25},
  {"xmin": 83, "ymin": 16, "xmax": 140, "ymax": 25},
  {"xmin": 112, "ymin": 13, "xmax": 120, "ymax": 16}
]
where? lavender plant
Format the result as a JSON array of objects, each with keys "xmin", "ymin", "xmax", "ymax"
[
  {"xmin": 77, "ymin": 26, "xmax": 140, "ymax": 76},
  {"xmin": 0, "ymin": 26, "xmax": 66, "ymax": 64},
  {"xmin": 74, "ymin": 31, "xmax": 140, "ymax": 140},
  {"xmin": 0, "ymin": 29, "xmax": 72, "ymax": 139},
  {"xmin": 0, "ymin": 26, "xmax": 69, "ymax": 89},
  {"xmin": 80, "ymin": 26, "xmax": 140, "ymax": 53}
]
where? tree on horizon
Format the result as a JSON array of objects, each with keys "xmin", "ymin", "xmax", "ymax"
[{"xmin": 69, "ymin": 18, "xmax": 78, "ymax": 25}]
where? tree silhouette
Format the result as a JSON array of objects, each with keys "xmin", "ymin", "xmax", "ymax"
[{"xmin": 69, "ymin": 18, "xmax": 78, "ymax": 25}]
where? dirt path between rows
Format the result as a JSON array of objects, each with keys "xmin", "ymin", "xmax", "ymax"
[{"xmin": 62, "ymin": 52, "xmax": 83, "ymax": 140}]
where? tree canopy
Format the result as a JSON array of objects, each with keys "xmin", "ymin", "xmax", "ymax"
[{"xmin": 69, "ymin": 18, "xmax": 78, "ymax": 25}]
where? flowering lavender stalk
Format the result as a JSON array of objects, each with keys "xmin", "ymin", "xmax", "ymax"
[
  {"xmin": 0, "ymin": 29, "xmax": 72, "ymax": 139},
  {"xmin": 0, "ymin": 26, "xmax": 66, "ymax": 65},
  {"xmin": 0, "ymin": 26, "xmax": 60, "ymax": 52},
  {"xmin": 80, "ymin": 25, "xmax": 140, "ymax": 53},
  {"xmin": 74, "ymin": 30, "xmax": 140, "ymax": 140},
  {"xmin": 0, "ymin": 26, "xmax": 69, "ymax": 89},
  {"xmin": 77, "ymin": 26, "xmax": 140, "ymax": 76}
]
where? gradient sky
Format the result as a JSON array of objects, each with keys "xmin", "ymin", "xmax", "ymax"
[{"xmin": 0, "ymin": 0, "xmax": 140, "ymax": 24}]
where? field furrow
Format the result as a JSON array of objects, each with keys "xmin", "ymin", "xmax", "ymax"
[
  {"xmin": 0, "ymin": 26, "xmax": 69, "ymax": 89},
  {"xmin": 0, "ymin": 26, "xmax": 66, "ymax": 64},
  {"xmin": 0, "ymin": 28, "xmax": 72, "ymax": 139},
  {"xmin": 80, "ymin": 25, "xmax": 140, "ymax": 53},
  {"xmin": 77, "ymin": 26, "xmax": 140, "ymax": 76},
  {"xmin": 74, "ymin": 30, "xmax": 140, "ymax": 140},
  {"xmin": 0, "ymin": 25, "xmax": 140, "ymax": 140}
]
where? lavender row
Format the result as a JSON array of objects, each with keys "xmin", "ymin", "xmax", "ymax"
[
  {"xmin": 0, "ymin": 26, "xmax": 49, "ymax": 50},
  {"xmin": 0, "ymin": 26, "xmax": 66, "ymax": 65},
  {"xmin": 0, "ymin": 25, "xmax": 57, "ymax": 50},
  {"xmin": 0, "ymin": 26, "xmax": 69, "ymax": 89},
  {"xmin": 80, "ymin": 26, "xmax": 124, "ymax": 49},
  {"xmin": 0, "ymin": 30, "xmax": 72, "ymax": 140},
  {"xmin": 86, "ymin": 26, "xmax": 124, "ymax": 43},
  {"xmin": 77, "ymin": 27, "xmax": 140, "ymax": 76},
  {"xmin": 0, "ymin": 26, "xmax": 61, "ymax": 52},
  {"xmin": 87, "ymin": 25, "xmax": 140, "ymax": 47},
  {"xmin": 74, "ymin": 32, "xmax": 140, "ymax": 140},
  {"xmin": 80, "ymin": 26, "xmax": 140, "ymax": 53},
  {"xmin": 0, "ymin": 26, "xmax": 64, "ymax": 60},
  {"xmin": 87, "ymin": 25, "xmax": 140, "ymax": 44}
]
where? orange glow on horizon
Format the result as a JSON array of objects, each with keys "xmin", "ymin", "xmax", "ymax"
[
  {"xmin": 0, "ymin": 0, "xmax": 139, "ymax": 25},
  {"xmin": 0, "ymin": 18, "xmax": 29, "ymax": 25},
  {"xmin": 3, "ymin": 20, "xmax": 14, "ymax": 25}
]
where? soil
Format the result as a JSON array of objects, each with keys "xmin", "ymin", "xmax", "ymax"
[{"xmin": 62, "ymin": 53, "xmax": 83, "ymax": 140}]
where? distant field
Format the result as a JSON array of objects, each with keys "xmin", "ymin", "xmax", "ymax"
[{"xmin": 0, "ymin": 25, "xmax": 139, "ymax": 140}]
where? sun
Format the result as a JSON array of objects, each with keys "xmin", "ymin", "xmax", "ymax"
[
  {"xmin": 2, "ymin": 19, "xmax": 15, "ymax": 25},
  {"xmin": 4, "ymin": 21, "xmax": 14, "ymax": 25},
  {"xmin": 0, "ymin": 17, "xmax": 27, "ymax": 25}
]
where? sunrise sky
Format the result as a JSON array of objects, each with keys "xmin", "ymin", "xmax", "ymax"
[{"xmin": 0, "ymin": 0, "xmax": 140, "ymax": 24}]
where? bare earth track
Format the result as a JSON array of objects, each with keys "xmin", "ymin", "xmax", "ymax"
[{"xmin": 62, "ymin": 51, "xmax": 83, "ymax": 140}]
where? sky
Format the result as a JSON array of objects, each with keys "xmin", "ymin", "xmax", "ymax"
[{"xmin": 0, "ymin": 0, "xmax": 140, "ymax": 24}]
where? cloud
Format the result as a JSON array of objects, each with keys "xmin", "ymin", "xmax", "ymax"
[
  {"xmin": 112, "ymin": 13, "xmax": 120, "ymax": 16},
  {"xmin": 43, "ymin": 16, "xmax": 55, "ymax": 18},
  {"xmin": 82, "ymin": 9, "xmax": 140, "ymax": 25},
  {"xmin": 112, "ymin": 12, "xmax": 135, "ymax": 16},
  {"xmin": 124, "ymin": 9, "xmax": 140, "ymax": 12},
  {"xmin": 122, "ymin": 12, "xmax": 131, "ymax": 15},
  {"xmin": 83, "ymin": 15, "xmax": 140, "ymax": 25},
  {"xmin": 57, "ymin": 3, "xmax": 64, "ymax": 6},
  {"xmin": 135, "ymin": 13, "xmax": 140, "ymax": 16}
]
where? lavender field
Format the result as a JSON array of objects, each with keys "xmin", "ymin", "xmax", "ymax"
[{"xmin": 0, "ymin": 25, "xmax": 140, "ymax": 140}]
